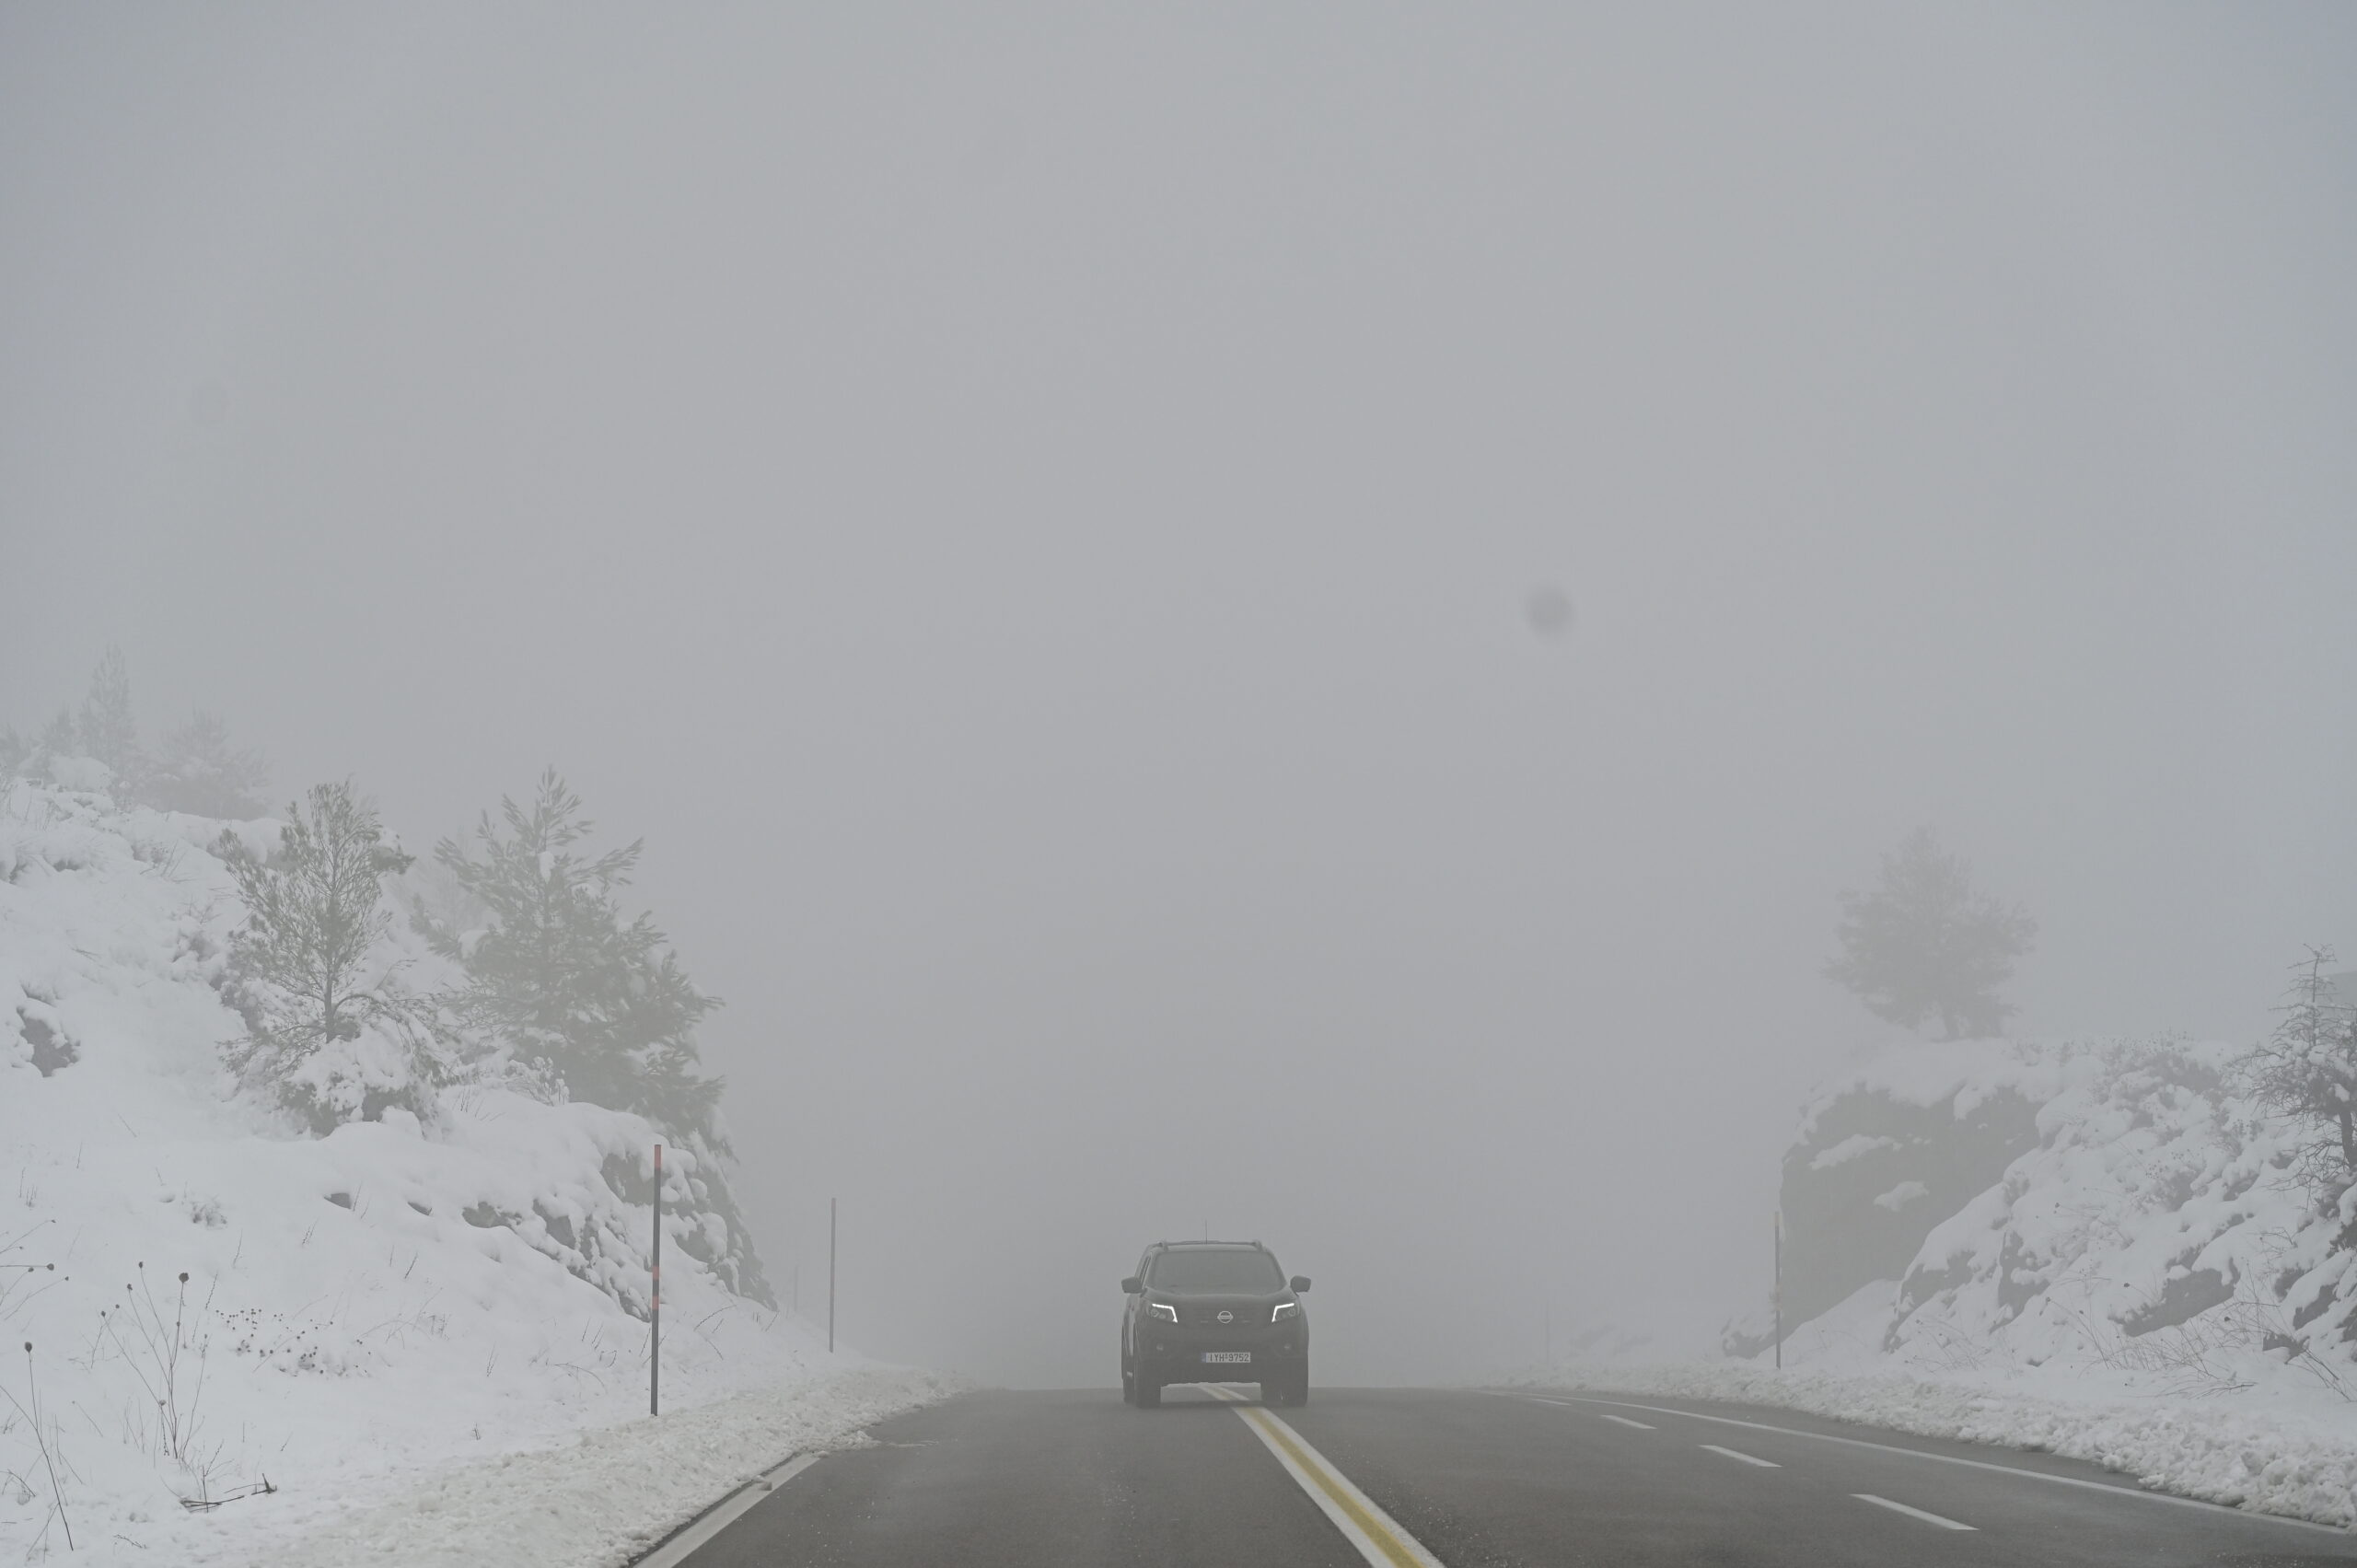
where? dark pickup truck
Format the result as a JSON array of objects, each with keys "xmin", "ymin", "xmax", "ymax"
[{"xmin": 1120, "ymin": 1239, "xmax": 1310, "ymax": 1408}]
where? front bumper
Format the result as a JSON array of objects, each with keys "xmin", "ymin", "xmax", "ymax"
[{"xmin": 1137, "ymin": 1324, "xmax": 1306, "ymax": 1380}]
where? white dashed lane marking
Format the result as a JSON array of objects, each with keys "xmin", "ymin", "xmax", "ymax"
[
  {"xmin": 1537, "ymin": 1400, "xmax": 1982, "ymax": 1535},
  {"xmin": 1700, "ymin": 1445, "xmax": 1779, "ymax": 1468},
  {"xmin": 1537, "ymin": 1399, "xmax": 1977, "ymax": 1530},
  {"xmin": 1511, "ymin": 1395, "xmax": 2351, "ymax": 1536},
  {"xmin": 1854, "ymin": 1493, "xmax": 1977, "ymax": 1531}
]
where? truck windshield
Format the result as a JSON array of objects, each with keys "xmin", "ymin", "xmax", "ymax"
[{"xmin": 1149, "ymin": 1249, "xmax": 1284, "ymax": 1292}]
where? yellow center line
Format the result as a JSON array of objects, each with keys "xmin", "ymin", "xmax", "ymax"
[
  {"xmin": 1200, "ymin": 1388, "xmax": 1439, "ymax": 1568},
  {"xmin": 1238, "ymin": 1407, "xmax": 1430, "ymax": 1568}
]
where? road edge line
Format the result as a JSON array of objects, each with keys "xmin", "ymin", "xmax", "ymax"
[{"xmin": 629, "ymin": 1451, "xmax": 823, "ymax": 1568}]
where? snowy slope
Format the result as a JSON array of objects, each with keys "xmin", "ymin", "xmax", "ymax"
[
  {"xmin": 1749, "ymin": 1036, "xmax": 2357, "ymax": 1392},
  {"xmin": 0, "ymin": 781, "xmax": 947, "ymax": 1564},
  {"xmin": 1520, "ymin": 1035, "xmax": 2357, "ymax": 1527}
]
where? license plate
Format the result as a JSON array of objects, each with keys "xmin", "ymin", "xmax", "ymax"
[{"xmin": 1202, "ymin": 1350, "xmax": 1252, "ymax": 1365}]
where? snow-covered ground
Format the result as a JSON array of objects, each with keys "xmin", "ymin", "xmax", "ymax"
[
  {"xmin": 262, "ymin": 1365, "xmax": 961, "ymax": 1568},
  {"xmin": 1514, "ymin": 1034, "xmax": 2357, "ymax": 1528},
  {"xmin": 0, "ymin": 780, "xmax": 956, "ymax": 1564}
]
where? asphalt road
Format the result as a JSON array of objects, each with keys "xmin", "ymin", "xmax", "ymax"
[{"xmin": 665, "ymin": 1385, "xmax": 2357, "ymax": 1567}]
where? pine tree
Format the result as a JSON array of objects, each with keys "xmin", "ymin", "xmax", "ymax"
[
  {"xmin": 76, "ymin": 646, "xmax": 143, "ymax": 791},
  {"xmin": 1824, "ymin": 826, "xmax": 2038, "ymax": 1040},
  {"xmin": 147, "ymin": 712, "xmax": 271, "ymax": 819},
  {"xmin": 2244, "ymin": 948, "xmax": 2357, "ymax": 1208},
  {"xmin": 432, "ymin": 772, "xmax": 772, "ymax": 1303},
  {"xmin": 431, "ymin": 770, "xmax": 725, "ymax": 1141},
  {"xmin": 218, "ymin": 781, "xmax": 435, "ymax": 1131}
]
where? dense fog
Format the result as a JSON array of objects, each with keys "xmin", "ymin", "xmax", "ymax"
[{"xmin": 6, "ymin": 6, "xmax": 2354, "ymax": 1390}]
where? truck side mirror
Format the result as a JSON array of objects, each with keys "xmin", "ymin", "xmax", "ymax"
[
  {"xmin": 1121, "ymin": 1276, "xmax": 1142, "ymax": 1294},
  {"xmin": 1290, "ymin": 1276, "xmax": 1311, "ymax": 1293}
]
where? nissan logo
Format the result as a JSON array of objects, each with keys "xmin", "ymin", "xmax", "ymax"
[{"xmin": 1216, "ymin": 1310, "xmax": 1234, "ymax": 1324}]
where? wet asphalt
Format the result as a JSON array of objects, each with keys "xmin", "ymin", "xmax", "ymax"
[{"xmin": 674, "ymin": 1384, "xmax": 2357, "ymax": 1568}]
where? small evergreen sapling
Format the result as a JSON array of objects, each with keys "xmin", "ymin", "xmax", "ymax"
[{"xmin": 216, "ymin": 781, "xmax": 445, "ymax": 1131}]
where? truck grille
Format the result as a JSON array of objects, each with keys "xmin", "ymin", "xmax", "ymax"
[{"xmin": 1187, "ymin": 1306, "xmax": 1256, "ymax": 1327}]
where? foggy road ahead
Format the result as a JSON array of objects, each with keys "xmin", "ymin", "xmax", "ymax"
[{"xmin": 652, "ymin": 1387, "xmax": 2356, "ymax": 1568}]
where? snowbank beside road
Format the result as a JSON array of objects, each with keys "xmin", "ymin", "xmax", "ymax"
[
  {"xmin": 262, "ymin": 1364, "xmax": 963, "ymax": 1568},
  {"xmin": 1511, "ymin": 1359, "xmax": 2357, "ymax": 1529}
]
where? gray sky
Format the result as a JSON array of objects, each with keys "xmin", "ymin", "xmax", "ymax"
[{"xmin": 5, "ymin": 5, "xmax": 2354, "ymax": 1387}]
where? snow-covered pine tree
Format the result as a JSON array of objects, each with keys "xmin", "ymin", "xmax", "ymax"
[
  {"xmin": 217, "ymin": 781, "xmax": 447, "ymax": 1132},
  {"xmin": 430, "ymin": 772, "xmax": 711, "ymax": 1119},
  {"xmin": 2244, "ymin": 947, "xmax": 2357, "ymax": 1211},
  {"xmin": 146, "ymin": 711, "xmax": 271, "ymax": 819},
  {"xmin": 1824, "ymin": 825, "xmax": 2038, "ymax": 1040},
  {"xmin": 432, "ymin": 770, "xmax": 772, "ymax": 1301}
]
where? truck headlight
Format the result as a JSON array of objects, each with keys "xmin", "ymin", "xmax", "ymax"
[
  {"xmin": 1271, "ymin": 1301, "xmax": 1299, "ymax": 1323},
  {"xmin": 1149, "ymin": 1301, "xmax": 1178, "ymax": 1324}
]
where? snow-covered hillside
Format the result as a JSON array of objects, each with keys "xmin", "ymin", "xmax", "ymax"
[
  {"xmin": 0, "ymin": 780, "xmax": 947, "ymax": 1564},
  {"xmin": 1736, "ymin": 1035, "xmax": 2357, "ymax": 1392},
  {"xmin": 1526, "ymin": 1034, "xmax": 2357, "ymax": 1527}
]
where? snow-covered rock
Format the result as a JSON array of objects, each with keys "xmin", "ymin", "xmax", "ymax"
[
  {"xmin": 1724, "ymin": 1039, "xmax": 2051, "ymax": 1354},
  {"xmin": 1876, "ymin": 1037, "xmax": 2357, "ymax": 1386},
  {"xmin": 1726, "ymin": 1036, "xmax": 2357, "ymax": 1387},
  {"xmin": 1529, "ymin": 1034, "xmax": 2357, "ymax": 1528}
]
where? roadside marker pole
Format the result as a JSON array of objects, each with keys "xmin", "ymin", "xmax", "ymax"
[
  {"xmin": 1772, "ymin": 1209, "xmax": 1782, "ymax": 1371},
  {"xmin": 652, "ymin": 1144, "xmax": 663, "ymax": 1415},
  {"xmin": 828, "ymin": 1197, "xmax": 837, "ymax": 1354}
]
